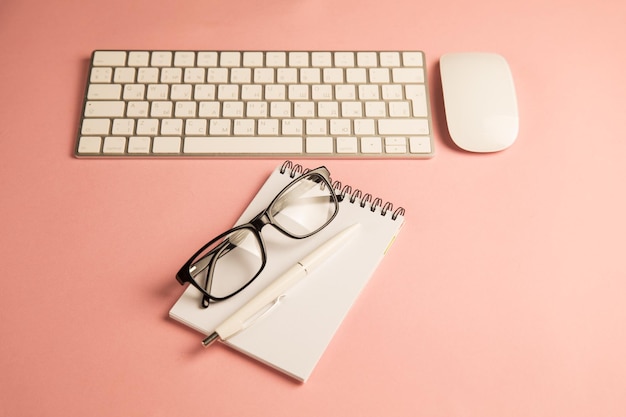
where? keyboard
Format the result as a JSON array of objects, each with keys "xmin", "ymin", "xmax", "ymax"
[{"xmin": 76, "ymin": 50, "xmax": 433, "ymax": 158}]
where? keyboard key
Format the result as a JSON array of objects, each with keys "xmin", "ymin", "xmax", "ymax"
[
  {"xmin": 380, "ymin": 52, "xmax": 401, "ymax": 67},
  {"xmin": 77, "ymin": 136, "xmax": 102, "ymax": 153},
  {"xmin": 220, "ymin": 52, "xmax": 241, "ymax": 67},
  {"xmin": 137, "ymin": 68, "xmax": 159, "ymax": 83},
  {"xmin": 357, "ymin": 52, "xmax": 378, "ymax": 67},
  {"xmin": 93, "ymin": 51, "xmax": 126, "ymax": 66},
  {"xmin": 87, "ymin": 84, "xmax": 121, "ymax": 100},
  {"xmin": 174, "ymin": 52, "xmax": 195, "ymax": 67},
  {"xmin": 218, "ymin": 85, "xmax": 239, "ymax": 100},
  {"xmin": 153, "ymin": 137, "xmax": 181, "ymax": 153},
  {"xmin": 150, "ymin": 101, "xmax": 172, "ymax": 117},
  {"xmin": 335, "ymin": 85, "xmax": 356, "ymax": 100},
  {"xmin": 282, "ymin": 119, "xmax": 303, "ymax": 135},
  {"xmin": 186, "ymin": 119, "xmax": 208, "ymax": 135},
  {"xmin": 112, "ymin": 119, "xmax": 134, "ymax": 135},
  {"xmin": 311, "ymin": 85, "xmax": 332, "ymax": 100},
  {"xmin": 265, "ymin": 84, "xmax": 285, "ymax": 100},
  {"xmin": 300, "ymin": 68, "xmax": 321, "ymax": 83},
  {"xmin": 247, "ymin": 102, "xmax": 268, "ymax": 117},
  {"xmin": 359, "ymin": 85, "xmax": 379, "ymax": 100},
  {"xmin": 136, "ymin": 119, "xmax": 158, "ymax": 135},
  {"xmin": 306, "ymin": 137, "xmax": 334, "ymax": 153},
  {"xmin": 103, "ymin": 137, "xmax": 126, "ymax": 154},
  {"xmin": 184, "ymin": 68, "xmax": 205, "ymax": 83},
  {"xmin": 318, "ymin": 102, "xmax": 339, "ymax": 117},
  {"xmin": 405, "ymin": 84, "xmax": 429, "ymax": 117},
  {"xmin": 114, "ymin": 67, "xmax": 136, "ymax": 83},
  {"xmin": 289, "ymin": 52, "xmax": 309, "ymax": 67},
  {"xmin": 161, "ymin": 68, "xmax": 182, "ymax": 83},
  {"xmin": 382, "ymin": 85, "xmax": 403, "ymax": 100},
  {"xmin": 233, "ymin": 119, "xmax": 255, "ymax": 135},
  {"xmin": 392, "ymin": 67, "xmax": 424, "ymax": 83},
  {"xmin": 171, "ymin": 85, "xmax": 193, "ymax": 100},
  {"xmin": 151, "ymin": 51, "xmax": 173, "ymax": 67},
  {"xmin": 354, "ymin": 119, "xmax": 375, "ymax": 135},
  {"xmin": 384, "ymin": 137, "xmax": 407, "ymax": 153},
  {"xmin": 146, "ymin": 85, "xmax": 168, "ymax": 100},
  {"xmin": 337, "ymin": 136, "xmax": 358, "ymax": 153},
  {"xmin": 123, "ymin": 84, "xmax": 145, "ymax": 100},
  {"xmin": 231, "ymin": 68, "xmax": 252, "ymax": 83},
  {"xmin": 194, "ymin": 84, "xmax": 216, "ymax": 100},
  {"xmin": 361, "ymin": 137, "xmax": 383, "ymax": 153},
  {"xmin": 306, "ymin": 119, "xmax": 327, "ymax": 135},
  {"xmin": 270, "ymin": 102, "xmax": 290, "ymax": 117},
  {"xmin": 128, "ymin": 51, "xmax": 150, "ymax": 67},
  {"xmin": 197, "ymin": 52, "xmax": 218, "ymax": 67},
  {"xmin": 409, "ymin": 136, "xmax": 432, "ymax": 154},
  {"xmin": 222, "ymin": 101, "xmax": 244, "ymax": 117},
  {"xmin": 243, "ymin": 52, "xmax": 264, "ymax": 67},
  {"xmin": 81, "ymin": 118, "xmax": 110, "ymax": 135},
  {"xmin": 389, "ymin": 102, "xmax": 411, "ymax": 117},
  {"xmin": 365, "ymin": 102, "xmax": 386, "ymax": 117},
  {"xmin": 241, "ymin": 85, "xmax": 262, "ymax": 100},
  {"xmin": 334, "ymin": 52, "xmax": 355, "ymax": 67},
  {"xmin": 330, "ymin": 119, "xmax": 351, "ymax": 135},
  {"xmin": 90, "ymin": 67, "xmax": 112, "ymax": 83},
  {"xmin": 210, "ymin": 119, "xmax": 231, "ymax": 135},
  {"xmin": 369, "ymin": 68, "xmax": 390, "ymax": 83},
  {"xmin": 266, "ymin": 52, "xmax": 286, "ymax": 67},
  {"xmin": 258, "ymin": 119, "xmax": 279, "ymax": 135},
  {"xmin": 312, "ymin": 52, "xmax": 332, "ymax": 67},
  {"xmin": 342, "ymin": 101, "xmax": 363, "ymax": 117},
  {"xmin": 84, "ymin": 101, "xmax": 125, "ymax": 117},
  {"xmin": 161, "ymin": 119, "xmax": 183, "ymax": 135},
  {"xmin": 346, "ymin": 68, "xmax": 366, "ymax": 83},
  {"xmin": 254, "ymin": 68, "xmax": 274, "ymax": 83},
  {"xmin": 128, "ymin": 137, "xmax": 151, "ymax": 153},
  {"xmin": 126, "ymin": 101, "xmax": 149, "ymax": 117},
  {"xmin": 402, "ymin": 52, "xmax": 424, "ymax": 67}
]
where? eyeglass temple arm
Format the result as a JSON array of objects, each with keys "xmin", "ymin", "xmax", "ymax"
[
  {"xmin": 200, "ymin": 237, "xmax": 237, "ymax": 308},
  {"xmin": 189, "ymin": 238, "xmax": 238, "ymax": 278}
]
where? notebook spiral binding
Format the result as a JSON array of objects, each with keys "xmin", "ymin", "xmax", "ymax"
[{"xmin": 279, "ymin": 161, "xmax": 405, "ymax": 221}]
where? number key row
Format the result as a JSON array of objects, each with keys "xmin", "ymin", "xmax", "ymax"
[{"xmin": 89, "ymin": 66, "xmax": 424, "ymax": 85}]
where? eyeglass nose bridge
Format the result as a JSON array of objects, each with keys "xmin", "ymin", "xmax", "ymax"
[{"xmin": 249, "ymin": 211, "xmax": 272, "ymax": 231}]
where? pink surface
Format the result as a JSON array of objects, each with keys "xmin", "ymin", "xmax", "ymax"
[{"xmin": 2, "ymin": 0, "xmax": 626, "ymax": 416}]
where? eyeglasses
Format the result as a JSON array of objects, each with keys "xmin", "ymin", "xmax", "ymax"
[{"xmin": 176, "ymin": 166, "xmax": 341, "ymax": 308}]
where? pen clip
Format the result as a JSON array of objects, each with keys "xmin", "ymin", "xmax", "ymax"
[{"xmin": 223, "ymin": 294, "xmax": 287, "ymax": 341}]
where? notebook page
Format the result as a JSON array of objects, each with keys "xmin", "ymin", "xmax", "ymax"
[{"xmin": 169, "ymin": 163, "xmax": 404, "ymax": 381}]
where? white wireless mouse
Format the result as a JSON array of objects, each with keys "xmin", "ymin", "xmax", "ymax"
[{"xmin": 440, "ymin": 53, "xmax": 519, "ymax": 152}]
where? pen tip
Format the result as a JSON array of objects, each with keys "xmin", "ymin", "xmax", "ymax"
[{"xmin": 202, "ymin": 332, "xmax": 220, "ymax": 348}]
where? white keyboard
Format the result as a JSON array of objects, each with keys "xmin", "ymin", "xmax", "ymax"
[{"xmin": 76, "ymin": 50, "xmax": 433, "ymax": 158}]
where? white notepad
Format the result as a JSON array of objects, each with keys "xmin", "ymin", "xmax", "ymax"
[{"xmin": 169, "ymin": 161, "xmax": 405, "ymax": 382}]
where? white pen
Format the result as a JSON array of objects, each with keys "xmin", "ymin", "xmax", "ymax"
[{"xmin": 202, "ymin": 223, "xmax": 360, "ymax": 347}]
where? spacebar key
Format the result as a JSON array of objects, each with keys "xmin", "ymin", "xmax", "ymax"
[{"xmin": 184, "ymin": 137, "xmax": 303, "ymax": 154}]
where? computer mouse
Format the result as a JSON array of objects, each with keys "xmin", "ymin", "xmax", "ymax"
[{"xmin": 440, "ymin": 52, "xmax": 519, "ymax": 152}]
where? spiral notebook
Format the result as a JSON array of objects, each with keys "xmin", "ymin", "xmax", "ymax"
[{"xmin": 169, "ymin": 161, "xmax": 405, "ymax": 382}]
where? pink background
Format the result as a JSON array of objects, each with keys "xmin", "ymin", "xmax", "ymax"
[{"xmin": 2, "ymin": 0, "xmax": 626, "ymax": 416}]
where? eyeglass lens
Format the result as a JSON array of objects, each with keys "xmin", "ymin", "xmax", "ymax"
[
  {"xmin": 190, "ymin": 228, "xmax": 264, "ymax": 299},
  {"xmin": 270, "ymin": 172, "xmax": 338, "ymax": 238}
]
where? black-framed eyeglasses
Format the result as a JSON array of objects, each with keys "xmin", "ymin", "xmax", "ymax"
[{"xmin": 176, "ymin": 166, "xmax": 342, "ymax": 308}]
